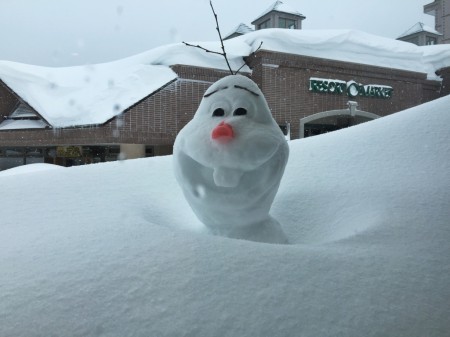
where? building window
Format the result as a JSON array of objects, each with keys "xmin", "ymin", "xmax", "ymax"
[
  {"xmin": 258, "ymin": 19, "xmax": 271, "ymax": 30},
  {"xmin": 426, "ymin": 36, "xmax": 437, "ymax": 45},
  {"xmin": 279, "ymin": 17, "xmax": 296, "ymax": 29},
  {"xmin": 404, "ymin": 36, "xmax": 420, "ymax": 45}
]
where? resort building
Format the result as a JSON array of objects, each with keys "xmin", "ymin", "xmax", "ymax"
[{"xmin": 1, "ymin": 2, "xmax": 449, "ymax": 170}]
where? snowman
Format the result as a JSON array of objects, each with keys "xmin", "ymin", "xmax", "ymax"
[{"xmin": 173, "ymin": 75, "xmax": 289, "ymax": 244}]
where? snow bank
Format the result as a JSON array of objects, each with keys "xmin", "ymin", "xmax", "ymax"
[
  {"xmin": 1, "ymin": 29, "xmax": 449, "ymax": 129},
  {"xmin": 1, "ymin": 94, "xmax": 449, "ymax": 336},
  {"xmin": 0, "ymin": 163, "xmax": 63, "ymax": 177}
]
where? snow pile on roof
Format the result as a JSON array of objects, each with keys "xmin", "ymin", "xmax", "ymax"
[
  {"xmin": 236, "ymin": 29, "xmax": 450, "ymax": 79},
  {"xmin": 252, "ymin": 0, "xmax": 305, "ymax": 22},
  {"xmin": 398, "ymin": 22, "xmax": 442, "ymax": 38},
  {"xmin": 1, "ymin": 29, "xmax": 450, "ymax": 128},
  {"xmin": 1, "ymin": 93, "xmax": 449, "ymax": 336},
  {"xmin": 0, "ymin": 60, "xmax": 178, "ymax": 127},
  {"xmin": 0, "ymin": 41, "xmax": 253, "ymax": 128}
]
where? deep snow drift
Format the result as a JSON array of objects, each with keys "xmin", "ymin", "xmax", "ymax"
[{"xmin": 1, "ymin": 95, "xmax": 450, "ymax": 336}]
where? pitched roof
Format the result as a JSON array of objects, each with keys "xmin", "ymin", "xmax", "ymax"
[
  {"xmin": 398, "ymin": 22, "xmax": 442, "ymax": 39},
  {"xmin": 233, "ymin": 23, "xmax": 254, "ymax": 35},
  {"xmin": 224, "ymin": 23, "xmax": 254, "ymax": 39},
  {"xmin": 252, "ymin": 1, "xmax": 305, "ymax": 23},
  {"xmin": 0, "ymin": 60, "xmax": 178, "ymax": 128}
]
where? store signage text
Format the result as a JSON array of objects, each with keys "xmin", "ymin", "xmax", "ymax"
[{"xmin": 309, "ymin": 77, "xmax": 393, "ymax": 99}]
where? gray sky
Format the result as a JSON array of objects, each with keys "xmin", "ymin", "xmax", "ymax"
[{"xmin": 0, "ymin": 0, "xmax": 435, "ymax": 67}]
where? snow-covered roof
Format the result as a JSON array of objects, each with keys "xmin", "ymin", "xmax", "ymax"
[
  {"xmin": 236, "ymin": 29, "xmax": 450, "ymax": 79},
  {"xmin": 0, "ymin": 61, "xmax": 178, "ymax": 128},
  {"xmin": 1, "ymin": 29, "xmax": 450, "ymax": 129},
  {"xmin": 398, "ymin": 22, "xmax": 442, "ymax": 38},
  {"xmin": 252, "ymin": 0, "xmax": 305, "ymax": 23},
  {"xmin": 224, "ymin": 23, "xmax": 254, "ymax": 39}
]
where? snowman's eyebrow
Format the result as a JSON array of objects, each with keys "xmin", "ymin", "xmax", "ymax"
[
  {"xmin": 234, "ymin": 85, "xmax": 260, "ymax": 97},
  {"xmin": 204, "ymin": 86, "xmax": 228, "ymax": 98}
]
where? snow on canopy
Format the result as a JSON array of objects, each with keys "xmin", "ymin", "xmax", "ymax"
[
  {"xmin": 0, "ymin": 29, "xmax": 450, "ymax": 128},
  {"xmin": 1, "ymin": 93, "xmax": 449, "ymax": 337}
]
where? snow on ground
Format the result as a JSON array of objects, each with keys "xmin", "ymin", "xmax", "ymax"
[
  {"xmin": 1, "ymin": 94, "xmax": 449, "ymax": 336},
  {"xmin": 1, "ymin": 29, "xmax": 450, "ymax": 128},
  {"xmin": 0, "ymin": 163, "xmax": 63, "ymax": 177}
]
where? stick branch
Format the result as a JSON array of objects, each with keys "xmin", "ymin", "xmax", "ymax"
[
  {"xmin": 182, "ymin": 1, "xmax": 264, "ymax": 75},
  {"xmin": 182, "ymin": 41, "xmax": 224, "ymax": 56},
  {"xmin": 209, "ymin": 1, "xmax": 234, "ymax": 74},
  {"xmin": 235, "ymin": 41, "xmax": 263, "ymax": 74}
]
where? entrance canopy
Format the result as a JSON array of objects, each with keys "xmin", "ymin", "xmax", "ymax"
[{"xmin": 300, "ymin": 101, "xmax": 380, "ymax": 138}]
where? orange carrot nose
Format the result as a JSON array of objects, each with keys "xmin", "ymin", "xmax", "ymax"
[{"xmin": 211, "ymin": 121, "xmax": 234, "ymax": 142}]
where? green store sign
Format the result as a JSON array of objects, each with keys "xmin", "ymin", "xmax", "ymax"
[{"xmin": 309, "ymin": 77, "xmax": 393, "ymax": 99}]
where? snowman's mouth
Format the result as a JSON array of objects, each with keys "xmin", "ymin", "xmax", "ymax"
[{"xmin": 212, "ymin": 167, "xmax": 244, "ymax": 188}]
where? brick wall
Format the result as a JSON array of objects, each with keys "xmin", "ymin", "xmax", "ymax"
[
  {"xmin": 0, "ymin": 66, "xmax": 229, "ymax": 147},
  {"xmin": 247, "ymin": 51, "xmax": 441, "ymax": 138},
  {"xmin": 0, "ymin": 53, "xmax": 444, "ymax": 148},
  {"xmin": 0, "ymin": 81, "xmax": 19, "ymax": 121}
]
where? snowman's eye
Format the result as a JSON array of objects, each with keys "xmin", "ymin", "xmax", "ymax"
[
  {"xmin": 233, "ymin": 108, "xmax": 247, "ymax": 116},
  {"xmin": 212, "ymin": 108, "xmax": 225, "ymax": 117}
]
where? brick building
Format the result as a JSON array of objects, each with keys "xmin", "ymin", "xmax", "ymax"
[
  {"xmin": 1, "ymin": 26, "xmax": 450, "ymax": 170},
  {"xmin": 1, "ymin": 48, "xmax": 447, "ymax": 170},
  {"xmin": 2, "ymin": 1, "xmax": 450, "ymax": 170}
]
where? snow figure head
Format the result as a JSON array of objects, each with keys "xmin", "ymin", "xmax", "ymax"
[{"xmin": 173, "ymin": 75, "xmax": 289, "ymax": 244}]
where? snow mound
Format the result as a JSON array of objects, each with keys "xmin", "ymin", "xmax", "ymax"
[
  {"xmin": 0, "ymin": 91, "xmax": 449, "ymax": 337},
  {"xmin": 0, "ymin": 163, "xmax": 63, "ymax": 177}
]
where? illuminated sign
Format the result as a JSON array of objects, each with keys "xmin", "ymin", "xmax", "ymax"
[{"xmin": 309, "ymin": 77, "xmax": 393, "ymax": 99}]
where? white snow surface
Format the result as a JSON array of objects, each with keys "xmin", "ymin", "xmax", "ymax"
[
  {"xmin": 0, "ymin": 163, "xmax": 63, "ymax": 177},
  {"xmin": 1, "ymin": 94, "xmax": 449, "ymax": 337},
  {"xmin": 1, "ymin": 29, "xmax": 450, "ymax": 128},
  {"xmin": 0, "ymin": 60, "xmax": 178, "ymax": 128}
]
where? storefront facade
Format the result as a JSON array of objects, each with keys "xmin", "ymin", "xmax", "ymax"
[{"xmin": 0, "ymin": 51, "xmax": 446, "ymax": 170}]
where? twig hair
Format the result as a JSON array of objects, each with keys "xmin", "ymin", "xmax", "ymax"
[{"xmin": 183, "ymin": 1, "xmax": 263, "ymax": 75}]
